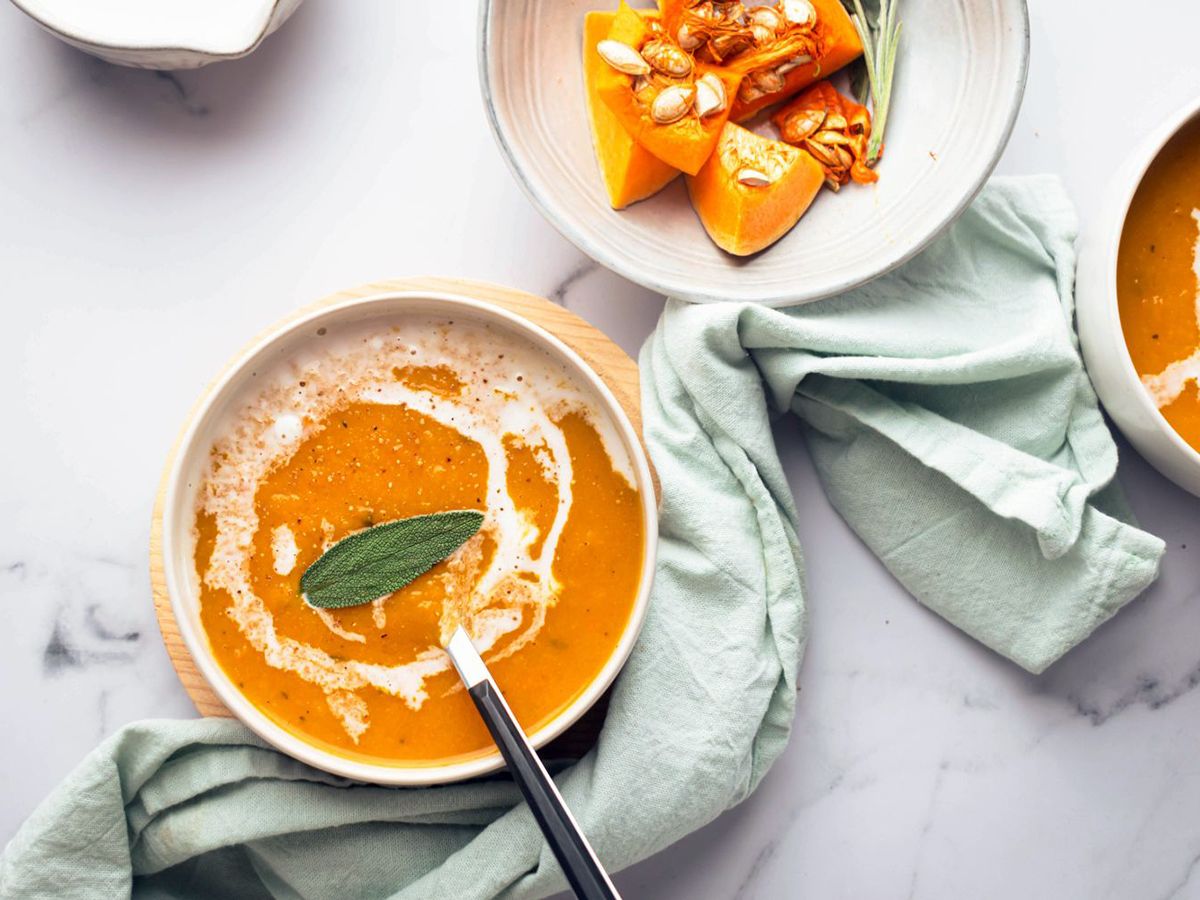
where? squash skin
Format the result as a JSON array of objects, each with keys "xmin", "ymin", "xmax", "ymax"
[
  {"xmin": 583, "ymin": 10, "xmax": 679, "ymax": 208},
  {"xmin": 658, "ymin": 0, "xmax": 864, "ymax": 122},
  {"xmin": 686, "ymin": 122, "xmax": 825, "ymax": 256},
  {"xmin": 595, "ymin": 2, "xmax": 742, "ymax": 176}
]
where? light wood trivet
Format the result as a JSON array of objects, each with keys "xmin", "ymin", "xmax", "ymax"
[{"xmin": 149, "ymin": 277, "xmax": 649, "ymax": 759}]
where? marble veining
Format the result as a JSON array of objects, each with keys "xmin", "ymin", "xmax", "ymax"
[
  {"xmin": 1070, "ymin": 659, "xmax": 1200, "ymax": 726},
  {"xmin": 1163, "ymin": 852, "xmax": 1200, "ymax": 900},
  {"xmin": 42, "ymin": 600, "xmax": 142, "ymax": 676},
  {"xmin": 152, "ymin": 71, "xmax": 210, "ymax": 117},
  {"xmin": 3, "ymin": 1, "xmax": 1200, "ymax": 898},
  {"xmin": 549, "ymin": 259, "xmax": 599, "ymax": 307}
]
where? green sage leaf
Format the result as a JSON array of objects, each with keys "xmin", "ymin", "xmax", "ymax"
[{"xmin": 300, "ymin": 510, "xmax": 485, "ymax": 609}]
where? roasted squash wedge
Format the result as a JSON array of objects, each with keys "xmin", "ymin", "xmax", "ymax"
[
  {"xmin": 584, "ymin": 10, "xmax": 680, "ymax": 208},
  {"xmin": 594, "ymin": 2, "xmax": 742, "ymax": 176},
  {"xmin": 686, "ymin": 121, "xmax": 824, "ymax": 256},
  {"xmin": 657, "ymin": 0, "xmax": 863, "ymax": 122}
]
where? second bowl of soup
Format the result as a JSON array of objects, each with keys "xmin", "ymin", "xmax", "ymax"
[{"xmin": 1078, "ymin": 97, "xmax": 1200, "ymax": 496}]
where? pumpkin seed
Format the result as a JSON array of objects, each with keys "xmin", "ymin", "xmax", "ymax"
[
  {"xmin": 643, "ymin": 39, "xmax": 694, "ymax": 77},
  {"xmin": 805, "ymin": 140, "xmax": 840, "ymax": 167},
  {"xmin": 651, "ymin": 84, "xmax": 695, "ymax": 124},
  {"xmin": 814, "ymin": 130, "xmax": 852, "ymax": 146},
  {"xmin": 738, "ymin": 82, "xmax": 765, "ymax": 103},
  {"xmin": 710, "ymin": 32, "xmax": 751, "ymax": 59},
  {"xmin": 748, "ymin": 6, "xmax": 782, "ymax": 43},
  {"xmin": 749, "ymin": 6, "xmax": 783, "ymax": 29},
  {"xmin": 751, "ymin": 69, "xmax": 786, "ymax": 93},
  {"xmin": 721, "ymin": 1, "xmax": 746, "ymax": 21},
  {"xmin": 694, "ymin": 72, "xmax": 727, "ymax": 117},
  {"xmin": 781, "ymin": 108, "xmax": 825, "ymax": 143},
  {"xmin": 823, "ymin": 113, "xmax": 848, "ymax": 130},
  {"xmin": 597, "ymin": 40, "xmax": 651, "ymax": 76},
  {"xmin": 775, "ymin": 53, "xmax": 813, "ymax": 74},
  {"xmin": 677, "ymin": 23, "xmax": 704, "ymax": 50},
  {"xmin": 782, "ymin": 0, "xmax": 817, "ymax": 26},
  {"xmin": 736, "ymin": 167, "xmax": 773, "ymax": 187}
]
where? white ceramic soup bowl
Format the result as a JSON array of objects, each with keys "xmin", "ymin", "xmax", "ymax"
[
  {"xmin": 8, "ymin": 0, "xmax": 302, "ymax": 69},
  {"xmin": 161, "ymin": 289, "xmax": 659, "ymax": 784},
  {"xmin": 1076, "ymin": 96, "xmax": 1200, "ymax": 497}
]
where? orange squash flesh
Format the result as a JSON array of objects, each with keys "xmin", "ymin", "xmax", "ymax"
[
  {"xmin": 657, "ymin": 0, "xmax": 863, "ymax": 122},
  {"xmin": 686, "ymin": 122, "xmax": 824, "ymax": 256},
  {"xmin": 595, "ymin": 2, "xmax": 742, "ymax": 176},
  {"xmin": 584, "ymin": 11, "xmax": 680, "ymax": 208}
]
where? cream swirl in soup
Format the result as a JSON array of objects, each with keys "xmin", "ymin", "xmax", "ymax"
[{"xmin": 193, "ymin": 316, "xmax": 644, "ymax": 763}]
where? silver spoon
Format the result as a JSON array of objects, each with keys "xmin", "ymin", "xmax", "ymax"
[{"xmin": 445, "ymin": 626, "xmax": 621, "ymax": 900}]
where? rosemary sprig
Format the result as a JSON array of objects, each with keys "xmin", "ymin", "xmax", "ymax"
[{"xmin": 847, "ymin": 0, "xmax": 901, "ymax": 164}]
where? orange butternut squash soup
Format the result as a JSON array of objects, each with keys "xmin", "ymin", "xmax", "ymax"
[
  {"xmin": 1117, "ymin": 116, "xmax": 1200, "ymax": 452},
  {"xmin": 192, "ymin": 317, "xmax": 646, "ymax": 765}
]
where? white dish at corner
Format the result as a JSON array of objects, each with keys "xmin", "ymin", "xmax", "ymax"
[
  {"xmin": 8, "ymin": 0, "xmax": 303, "ymax": 69},
  {"xmin": 160, "ymin": 290, "xmax": 659, "ymax": 785},
  {"xmin": 478, "ymin": 0, "xmax": 1029, "ymax": 306},
  {"xmin": 1076, "ymin": 96, "xmax": 1200, "ymax": 498}
]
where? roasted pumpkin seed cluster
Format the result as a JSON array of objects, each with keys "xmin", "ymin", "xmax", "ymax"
[
  {"xmin": 672, "ymin": 0, "xmax": 822, "ymax": 106},
  {"xmin": 773, "ymin": 80, "xmax": 877, "ymax": 189},
  {"xmin": 584, "ymin": 0, "xmax": 881, "ymax": 256},
  {"xmin": 598, "ymin": 32, "xmax": 730, "ymax": 124}
]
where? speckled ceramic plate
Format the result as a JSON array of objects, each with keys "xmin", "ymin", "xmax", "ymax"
[{"xmin": 479, "ymin": 0, "xmax": 1029, "ymax": 306}]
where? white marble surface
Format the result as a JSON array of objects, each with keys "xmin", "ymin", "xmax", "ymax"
[{"xmin": 2, "ymin": 1, "xmax": 1199, "ymax": 897}]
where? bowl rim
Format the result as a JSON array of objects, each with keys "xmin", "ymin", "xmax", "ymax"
[
  {"xmin": 161, "ymin": 288, "xmax": 659, "ymax": 785},
  {"xmin": 1092, "ymin": 93, "xmax": 1200, "ymax": 474},
  {"xmin": 8, "ymin": 0, "xmax": 288, "ymax": 57},
  {"xmin": 476, "ymin": 0, "xmax": 1031, "ymax": 307}
]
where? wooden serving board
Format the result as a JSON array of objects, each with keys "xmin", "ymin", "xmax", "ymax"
[{"xmin": 148, "ymin": 276, "xmax": 649, "ymax": 761}]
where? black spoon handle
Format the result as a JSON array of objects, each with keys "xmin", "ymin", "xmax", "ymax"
[{"xmin": 446, "ymin": 628, "xmax": 620, "ymax": 900}]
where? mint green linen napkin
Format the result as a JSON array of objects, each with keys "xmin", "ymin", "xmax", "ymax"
[
  {"xmin": 0, "ymin": 176, "xmax": 1163, "ymax": 899},
  {"xmin": 652, "ymin": 175, "xmax": 1165, "ymax": 675}
]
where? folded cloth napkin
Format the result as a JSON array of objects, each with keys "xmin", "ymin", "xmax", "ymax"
[{"xmin": 0, "ymin": 177, "xmax": 1164, "ymax": 899}]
